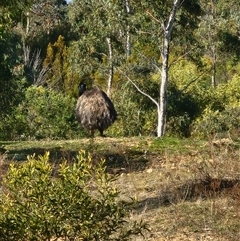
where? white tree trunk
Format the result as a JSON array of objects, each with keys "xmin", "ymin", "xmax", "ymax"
[
  {"xmin": 125, "ymin": 0, "xmax": 131, "ymax": 56},
  {"xmin": 158, "ymin": 37, "xmax": 169, "ymax": 136},
  {"xmin": 26, "ymin": 12, "xmax": 30, "ymax": 35},
  {"xmin": 158, "ymin": 0, "xmax": 181, "ymax": 137},
  {"xmin": 121, "ymin": 0, "xmax": 181, "ymax": 137},
  {"xmin": 106, "ymin": 37, "xmax": 113, "ymax": 96},
  {"xmin": 211, "ymin": 45, "xmax": 217, "ymax": 87}
]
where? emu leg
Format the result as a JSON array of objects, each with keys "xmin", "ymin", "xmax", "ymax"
[
  {"xmin": 99, "ymin": 129, "xmax": 106, "ymax": 137},
  {"xmin": 89, "ymin": 129, "xmax": 95, "ymax": 137}
]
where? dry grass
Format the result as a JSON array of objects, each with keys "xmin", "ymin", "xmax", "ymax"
[
  {"xmin": 113, "ymin": 138, "xmax": 240, "ymax": 241},
  {"xmin": 1, "ymin": 137, "xmax": 240, "ymax": 240}
]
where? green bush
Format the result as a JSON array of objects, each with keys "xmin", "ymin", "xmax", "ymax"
[
  {"xmin": 166, "ymin": 113, "xmax": 192, "ymax": 138},
  {"xmin": 9, "ymin": 85, "xmax": 83, "ymax": 140},
  {"xmin": 166, "ymin": 83, "xmax": 200, "ymax": 138},
  {"xmin": 109, "ymin": 83, "xmax": 152, "ymax": 137},
  {"xmin": 192, "ymin": 106, "xmax": 240, "ymax": 139},
  {"xmin": 0, "ymin": 151, "xmax": 147, "ymax": 241}
]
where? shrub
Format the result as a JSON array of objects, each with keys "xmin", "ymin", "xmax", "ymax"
[
  {"xmin": 0, "ymin": 151, "xmax": 147, "ymax": 241},
  {"xmin": 166, "ymin": 83, "xmax": 200, "ymax": 138},
  {"xmin": 166, "ymin": 113, "xmax": 192, "ymax": 138},
  {"xmin": 12, "ymin": 85, "xmax": 82, "ymax": 140},
  {"xmin": 109, "ymin": 83, "xmax": 151, "ymax": 137},
  {"xmin": 192, "ymin": 106, "xmax": 240, "ymax": 139}
]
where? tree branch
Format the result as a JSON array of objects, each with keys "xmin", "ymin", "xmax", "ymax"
[
  {"xmin": 165, "ymin": 0, "xmax": 181, "ymax": 32},
  {"xmin": 117, "ymin": 67, "xmax": 159, "ymax": 107},
  {"xmin": 146, "ymin": 10, "xmax": 162, "ymax": 24},
  {"xmin": 169, "ymin": 46, "xmax": 198, "ymax": 68},
  {"xmin": 132, "ymin": 47, "xmax": 162, "ymax": 73},
  {"xmin": 180, "ymin": 68, "xmax": 211, "ymax": 93}
]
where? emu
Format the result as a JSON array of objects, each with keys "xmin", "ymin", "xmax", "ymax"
[{"xmin": 75, "ymin": 82, "xmax": 117, "ymax": 137}]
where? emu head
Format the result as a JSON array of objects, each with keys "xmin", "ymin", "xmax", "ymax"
[{"xmin": 78, "ymin": 82, "xmax": 87, "ymax": 96}]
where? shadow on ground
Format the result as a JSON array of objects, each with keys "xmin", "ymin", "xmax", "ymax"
[
  {"xmin": 3, "ymin": 146, "xmax": 149, "ymax": 174},
  {"xmin": 134, "ymin": 177, "xmax": 240, "ymax": 212}
]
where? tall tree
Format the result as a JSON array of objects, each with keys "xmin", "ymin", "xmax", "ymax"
[
  {"xmin": 43, "ymin": 35, "xmax": 69, "ymax": 91},
  {"xmin": 158, "ymin": 0, "xmax": 180, "ymax": 136},
  {"xmin": 25, "ymin": 0, "xmax": 67, "ymax": 37},
  {"xmin": 196, "ymin": 0, "xmax": 240, "ymax": 86},
  {"xmin": 125, "ymin": 0, "xmax": 131, "ymax": 57},
  {"xmin": 14, "ymin": 0, "xmax": 70, "ymax": 87},
  {"xmin": 67, "ymin": 0, "xmax": 128, "ymax": 94},
  {"xmin": 124, "ymin": 0, "xmax": 201, "ymax": 137},
  {"xmin": 0, "ymin": 0, "xmax": 69, "ymax": 119},
  {"xmin": 0, "ymin": 1, "xmax": 32, "ymax": 118}
]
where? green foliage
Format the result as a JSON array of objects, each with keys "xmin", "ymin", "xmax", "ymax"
[
  {"xmin": 0, "ymin": 151, "xmax": 147, "ymax": 240},
  {"xmin": 0, "ymin": 0, "xmax": 34, "ymax": 24},
  {"xmin": 109, "ymin": 84, "xmax": 143, "ymax": 136},
  {"xmin": 2, "ymin": 85, "xmax": 80, "ymax": 140},
  {"xmin": 109, "ymin": 74, "xmax": 202, "ymax": 138},
  {"xmin": 192, "ymin": 106, "xmax": 240, "ymax": 139},
  {"xmin": 1, "ymin": 0, "xmax": 240, "ymax": 139},
  {"xmin": 23, "ymin": 0, "xmax": 70, "ymax": 53},
  {"xmin": 167, "ymin": 113, "xmax": 191, "ymax": 138},
  {"xmin": 43, "ymin": 35, "xmax": 70, "ymax": 93},
  {"xmin": 192, "ymin": 75, "xmax": 240, "ymax": 139},
  {"xmin": 0, "ymin": 111, "xmax": 27, "ymax": 141},
  {"xmin": 109, "ymin": 82, "xmax": 157, "ymax": 137},
  {"xmin": 166, "ymin": 82, "xmax": 200, "ymax": 138},
  {"xmin": 67, "ymin": 0, "xmax": 128, "ymax": 84},
  {"xmin": 0, "ymin": 24, "xmax": 26, "ymax": 119},
  {"xmin": 217, "ymin": 75, "xmax": 240, "ymax": 107}
]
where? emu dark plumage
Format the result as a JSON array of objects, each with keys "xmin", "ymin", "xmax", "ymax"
[{"xmin": 75, "ymin": 83, "xmax": 117, "ymax": 137}]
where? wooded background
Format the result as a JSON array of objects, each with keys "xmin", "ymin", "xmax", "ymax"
[{"xmin": 1, "ymin": 0, "xmax": 240, "ymax": 140}]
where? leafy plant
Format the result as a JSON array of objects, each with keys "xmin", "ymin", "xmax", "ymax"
[
  {"xmin": 192, "ymin": 106, "xmax": 240, "ymax": 139},
  {"xmin": 13, "ymin": 85, "xmax": 81, "ymax": 140},
  {"xmin": 0, "ymin": 151, "xmax": 147, "ymax": 240},
  {"xmin": 109, "ymin": 82, "xmax": 156, "ymax": 137}
]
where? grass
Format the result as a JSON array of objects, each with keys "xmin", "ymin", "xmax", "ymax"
[{"xmin": 1, "ymin": 136, "xmax": 240, "ymax": 240}]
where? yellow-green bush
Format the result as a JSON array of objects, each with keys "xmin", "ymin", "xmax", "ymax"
[
  {"xmin": 191, "ymin": 74, "xmax": 240, "ymax": 139},
  {"xmin": 0, "ymin": 151, "xmax": 147, "ymax": 240},
  {"xmin": 192, "ymin": 106, "xmax": 240, "ymax": 139}
]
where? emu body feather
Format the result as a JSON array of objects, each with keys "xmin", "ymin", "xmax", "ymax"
[{"xmin": 75, "ymin": 84, "xmax": 117, "ymax": 137}]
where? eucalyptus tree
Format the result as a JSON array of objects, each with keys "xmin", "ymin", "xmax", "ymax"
[
  {"xmin": 196, "ymin": 0, "xmax": 240, "ymax": 86},
  {"xmin": 15, "ymin": 0, "xmax": 71, "ymax": 88},
  {"xmin": 66, "ymin": 0, "xmax": 202, "ymax": 137},
  {"xmin": 67, "ymin": 0, "xmax": 129, "ymax": 95},
  {"xmin": 125, "ymin": 0, "xmax": 131, "ymax": 56},
  {"xmin": 0, "ymin": 0, "xmax": 34, "ymax": 137},
  {"xmin": 0, "ymin": 0, "xmax": 69, "ymax": 88},
  {"xmin": 23, "ymin": 0, "xmax": 68, "ymax": 41},
  {"xmin": 0, "ymin": 0, "xmax": 69, "ymax": 139},
  {"xmin": 124, "ymin": 0, "xmax": 202, "ymax": 137},
  {"xmin": 0, "ymin": 0, "xmax": 33, "ymax": 118}
]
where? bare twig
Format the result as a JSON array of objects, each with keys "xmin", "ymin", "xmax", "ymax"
[
  {"xmin": 34, "ymin": 65, "xmax": 51, "ymax": 86},
  {"xmin": 117, "ymin": 67, "xmax": 159, "ymax": 107},
  {"xmin": 23, "ymin": 45, "xmax": 50, "ymax": 86},
  {"xmin": 132, "ymin": 47, "xmax": 162, "ymax": 73},
  {"xmin": 169, "ymin": 46, "xmax": 198, "ymax": 68},
  {"xmin": 146, "ymin": 10, "xmax": 162, "ymax": 25},
  {"xmin": 180, "ymin": 68, "xmax": 211, "ymax": 93}
]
